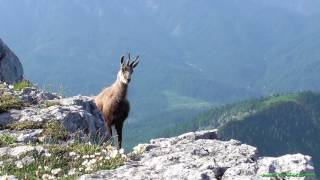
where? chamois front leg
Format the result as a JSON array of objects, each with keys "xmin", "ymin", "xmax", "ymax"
[
  {"xmin": 106, "ymin": 123, "xmax": 113, "ymax": 137},
  {"xmin": 115, "ymin": 121, "xmax": 124, "ymax": 149}
]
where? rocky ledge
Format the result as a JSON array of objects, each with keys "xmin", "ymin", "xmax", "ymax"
[
  {"xmin": 0, "ymin": 82, "xmax": 121, "ymax": 179},
  {"xmin": 0, "ymin": 82, "xmax": 108, "ymax": 144},
  {"xmin": 82, "ymin": 129, "xmax": 315, "ymax": 180}
]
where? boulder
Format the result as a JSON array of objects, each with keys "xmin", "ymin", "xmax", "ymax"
[
  {"xmin": 0, "ymin": 83, "xmax": 108, "ymax": 144},
  {"xmin": 0, "ymin": 38, "xmax": 23, "ymax": 84}
]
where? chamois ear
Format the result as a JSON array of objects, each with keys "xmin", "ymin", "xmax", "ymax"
[{"xmin": 120, "ymin": 55, "xmax": 125, "ymax": 66}]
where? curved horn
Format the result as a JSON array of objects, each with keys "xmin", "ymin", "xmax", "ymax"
[
  {"xmin": 135, "ymin": 55, "xmax": 140, "ymax": 61},
  {"xmin": 127, "ymin": 52, "xmax": 131, "ymax": 66},
  {"xmin": 131, "ymin": 55, "xmax": 140, "ymax": 68},
  {"xmin": 130, "ymin": 55, "xmax": 139, "ymax": 66}
]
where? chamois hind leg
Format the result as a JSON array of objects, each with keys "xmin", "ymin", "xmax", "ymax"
[{"xmin": 115, "ymin": 121, "xmax": 124, "ymax": 149}]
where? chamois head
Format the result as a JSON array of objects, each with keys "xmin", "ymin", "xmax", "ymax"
[{"xmin": 118, "ymin": 53, "xmax": 139, "ymax": 84}]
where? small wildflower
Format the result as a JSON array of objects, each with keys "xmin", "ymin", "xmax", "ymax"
[
  {"xmin": 44, "ymin": 166, "xmax": 50, "ymax": 171},
  {"xmin": 82, "ymin": 155, "xmax": 89, "ymax": 159},
  {"xmin": 121, "ymin": 154, "xmax": 127, "ymax": 158},
  {"xmin": 16, "ymin": 161, "xmax": 23, "ymax": 169},
  {"xmin": 69, "ymin": 152, "xmax": 77, "ymax": 156},
  {"xmin": 51, "ymin": 168, "xmax": 62, "ymax": 175},
  {"xmin": 119, "ymin": 149, "xmax": 125, "ymax": 154},
  {"xmin": 82, "ymin": 159, "xmax": 88, "ymax": 166},
  {"xmin": 68, "ymin": 168, "xmax": 77, "ymax": 176},
  {"xmin": 36, "ymin": 170, "xmax": 40, "ymax": 177},
  {"xmin": 94, "ymin": 152, "xmax": 101, "ymax": 156},
  {"xmin": 42, "ymin": 174, "xmax": 56, "ymax": 180},
  {"xmin": 89, "ymin": 159, "xmax": 97, "ymax": 164},
  {"xmin": 90, "ymin": 155, "xmax": 95, "ymax": 158},
  {"xmin": 44, "ymin": 152, "xmax": 52, "ymax": 157},
  {"xmin": 85, "ymin": 166, "xmax": 93, "ymax": 172},
  {"xmin": 110, "ymin": 149, "xmax": 118, "ymax": 158}
]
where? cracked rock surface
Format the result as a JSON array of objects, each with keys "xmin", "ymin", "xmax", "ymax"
[
  {"xmin": 81, "ymin": 129, "xmax": 315, "ymax": 180},
  {"xmin": 0, "ymin": 83, "xmax": 108, "ymax": 144}
]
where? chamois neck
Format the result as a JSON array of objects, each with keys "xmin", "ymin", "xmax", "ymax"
[{"xmin": 113, "ymin": 76, "xmax": 128, "ymax": 100}]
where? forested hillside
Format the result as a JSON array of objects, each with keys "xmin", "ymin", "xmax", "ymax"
[{"xmin": 165, "ymin": 91, "xmax": 320, "ymax": 176}]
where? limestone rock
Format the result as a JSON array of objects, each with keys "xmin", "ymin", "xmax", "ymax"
[
  {"xmin": 81, "ymin": 129, "xmax": 315, "ymax": 180},
  {"xmin": 0, "ymin": 145, "xmax": 45, "ymax": 157},
  {"xmin": 0, "ymin": 39, "xmax": 23, "ymax": 84},
  {"xmin": 255, "ymin": 154, "xmax": 315, "ymax": 180},
  {"xmin": 15, "ymin": 156, "xmax": 35, "ymax": 168},
  {"xmin": 0, "ymin": 83, "xmax": 108, "ymax": 144},
  {"xmin": 0, "ymin": 175, "xmax": 18, "ymax": 180}
]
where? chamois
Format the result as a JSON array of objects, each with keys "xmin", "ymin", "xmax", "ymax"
[{"xmin": 95, "ymin": 53, "xmax": 139, "ymax": 149}]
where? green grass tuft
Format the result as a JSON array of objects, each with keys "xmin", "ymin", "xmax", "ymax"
[
  {"xmin": 6, "ymin": 121, "xmax": 44, "ymax": 131},
  {"xmin": 0, "ymin": 134, "xmax": 17, "ymax": 147},
  {"xmin": 0, "ymin": 94, "xmax": 24, "ymax": 113},
  {"xmin": 39, "ymin": 100, "xmax": 60, "ymax": 108},
  {"xmin": 13, "ymin": 80, "xmax": 33, "ymax": 91},
  {"xmin": 42, "ymin": 121, "xmax": 70, "ymax": 142}
]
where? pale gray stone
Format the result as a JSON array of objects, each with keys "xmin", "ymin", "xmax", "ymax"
[
  {"xmin": 9, "ymin": 146, "xmax": 36, "ymax": 157},
  {"xmin": 81, "ymin": 130, "xmax": 315, "ymax": 180},
  {"xmin": 15, "ymin": 156, "xmax": 35, "ymax": 168},
  {"xmin": 256, "ymin": 154, "xmax": 315, "ymax": 180},
  {"xmin": 16, "ymin": 129, "xmax": 43, "ymax": 143},
  {"xmin": 0, "ymin": 83, "xmax": 108, "ymax": 143},
  {"xmin": 0, "ymin": 175, "xmax": 18, "ymax": 180}
]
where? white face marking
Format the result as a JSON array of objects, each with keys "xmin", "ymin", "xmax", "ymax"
[
  {"xmin": 120, "ymin": 73, "xmax": 128, "ymax": 84},
  {"xmin": 118, "ymin": 71, "xmax": 129, "ymax": 84}
]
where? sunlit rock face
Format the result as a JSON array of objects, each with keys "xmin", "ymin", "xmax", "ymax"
[
  {"xmin": 81, "ymin": 129, "xmax": 315, "ymax": 180},
  {"xmin": 0, "ymin": 83, "xmax": 108, "ymax": 144},
  {"xmin": 0, "ymin": 38, "xmax": 23, "ymax": 84}
]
